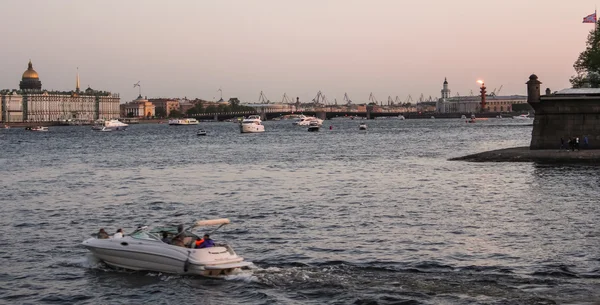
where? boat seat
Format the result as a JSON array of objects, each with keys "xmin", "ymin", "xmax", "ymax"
[{"xmin": 183, "ymin": 237, "xmax": 193, "ymax": 247}]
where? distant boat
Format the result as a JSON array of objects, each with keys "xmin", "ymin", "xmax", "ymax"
[
  {"xmin": 513, "ymin": 113, "xmax": 532, "ymax": 119},
  {"xmin": 307, "ymin": 121, "xmax": 320, "ymax": 132},
  {"xmin": 92, "ymin": 119, "xmax": 128, "ymax": 131},
  {"xmin": 240, "ymin": 115, "xmax": 265, "ymax": 133},
  {"xmin": 197, "ymin": 129, "xmax": 207, "ymax": 136},
  {"xmin": 169, "ymin": 118, "xmax": 199, "ymax": 125},
  {"xmin": 359, "ymin": 123, "xmax": 367, "ymax": 130},
  {"xmin": 28, "ymin": 126, "xmax": 48, "ymax": 132}
]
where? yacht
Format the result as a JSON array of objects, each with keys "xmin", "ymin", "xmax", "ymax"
[
  {"xmin": 82, "ymin": 218, "xmax": 253, "ymax": 277},
  {"xmin": 240, "ymin": 115, "xmax": 265, "ymax": 133},
  {"xmin": 293, "ymin": 116, "xmax": 324, "ymax": 126},
  {"xmin": 28, "ymin": 126, "xmax": 48, "ymax": 132},
  {"xmin": 359, "ymin": 122, "xmax": 367, "ymax": 130},
  {"xmin": 307, "ymin": 121, "xmax": 320, "ymax": 132},
  {"xmin": 197, "ymin": 129, "xmax": 207, "ymax": 136},
  {"xmin": 92, "ymin": 119, "xmax": 128, "ymax": 131},
  {"xmin": 513, "ymin": 113, "xmax": 532, "ymax": 119},
  {"xmin": 168, "ymin": 118, "xmax": 199, "ymax": 125}
]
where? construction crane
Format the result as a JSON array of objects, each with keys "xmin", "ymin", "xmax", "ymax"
[
  {"xmin": 312, "ymin": 91, "xmax": 327, "ymax": 106},
  {"xmin": 405, "ymin": 95, "xmax": 413, "ymax": 105},
  {"xmin": 368, "ymin": 92, "xmax": 378, "ymax": 104},
  {"xmin": 395, "ymin": 96, "xmax": 402, "ymax": 105},
  {"xmin": 258, "ymin": 91, "xmax": 270, "ymax": 104},
  {"xmin": 418, "ymin": 94, "xmax": 425, "ymax": 103},
  {"xmin": 491, "ymin": 85, "xmax": 504, "ymax": 97},
  {"xmin": 281, "ymin": 93, "xmax": 293, "ymax": 104},
  {"xmin": 387, "ymin": 96, "xmax": 394, "ymax": 106},
  {"xmin": 343, "ymin": 93, "xmax": 352, "ymax": 105}
]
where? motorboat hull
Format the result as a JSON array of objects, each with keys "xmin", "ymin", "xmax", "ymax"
[
  {"xmin": 92, "ymin": 126, "xmax": 127, "ymax": 132},
  {"xmin": 197, "ymin": 131, "xmax": 207, "ymax": 136},
  {"xmin": 240, "ymin": 125, "xmax": 265, "ymax": 133},
  {"xmin": 307, "ymin": 126, "xmax": 320, "ymax": 132},
  {"xmin": 83, "ymin": 237, "xmax": 252, "ymax": 277}
]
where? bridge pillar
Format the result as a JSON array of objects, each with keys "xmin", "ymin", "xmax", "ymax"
[
  {"xmin": 315, "ymin": 111, "xmax": 326, "ymax": 121},
  {"xmin": 214, "ymin": 113, "xmax": 218, "ymax": 121},
  {"xmin": 366, "ymin": 105, "xmax": 373, "ymax": 120},
  {"xmin": 259, "ymin": 109, "xmax": 267, "ymax": 121}
]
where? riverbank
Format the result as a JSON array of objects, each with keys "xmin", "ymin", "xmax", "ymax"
[{"xmin": 450, "ymin": 146, "xmax": 600, "ymax": 163}]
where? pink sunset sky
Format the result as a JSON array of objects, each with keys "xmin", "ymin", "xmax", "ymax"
[{"xmin": 0, "ymin": 0, "xmax": 597, "ymax": 103}]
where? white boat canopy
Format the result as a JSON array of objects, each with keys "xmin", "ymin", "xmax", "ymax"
[{"xmin": 193, "ymin": 218, "xmax": 231, "ymax": 228}]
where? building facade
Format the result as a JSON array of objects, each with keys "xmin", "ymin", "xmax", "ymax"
[
  {"xmin": 120, "ymin": 96, "xmax": 156, "ymax": 118},
  {"xmin": 436, "ymin": 78, "xmax": 527, "ymax": 113},
  {"xmin": 0, "ymin": 60, "xmax": 120, "ymax": 122},
  {"xmin": 148, "ymin": 98, "xmax": 180, "ymax": 117}
]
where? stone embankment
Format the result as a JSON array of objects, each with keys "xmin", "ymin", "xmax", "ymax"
[{"xmin": 450, "ymin": 147, "xmax": 600, "ymax": 163}]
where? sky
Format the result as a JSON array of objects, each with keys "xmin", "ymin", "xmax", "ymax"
[{"xmin": 0, "ymin": 0, "xmax": 597, "ymax": 104}]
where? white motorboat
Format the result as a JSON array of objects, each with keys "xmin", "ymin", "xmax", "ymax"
[
  {"xmin": 240, "ymin": 115, "xmax": 265, "ymax": 133},
  {"xmin": 293, "ymin": 116, "xmax": 324, "ymax": 126},
  {"xmin": 82, "ymin": 218, "xmax": 253, "ymax": 277},
  {"xmin": 513, "ymin": 113, "xmax": 532, "ymax": 119},
  {"xmin": 307, "ymin": 121, "xmax": 320, "ymax": 132},
  {"xmin": 28, "ymin": 126, "xmax": 48, "ymax": 132},
  {"xmin": 398, "ymin": 115, "xmax": 405, "ymax": 120},
  {"xmin": 359, "ymin": 123, "xmax": 367, "ymax": 130},
  {"xmin": 169, "ymin": 118, "xmax": 199, "ymax": 125},
  {"xmin": 197, "ymin": 129, "xmax": 207, "ymax": 136},
  {"xmin": 92, "ymin": 119, "xmax": 128, "ymax": 131}
]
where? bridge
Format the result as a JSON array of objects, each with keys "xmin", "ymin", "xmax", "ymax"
[{"xmin": 186, "ymin": 109, "xmax": 525, "ymax": 121}]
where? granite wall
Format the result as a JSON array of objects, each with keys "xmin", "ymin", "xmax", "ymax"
[{"xmin": 528, "ymin": 75, "xmax": 600, "ymax": 149}]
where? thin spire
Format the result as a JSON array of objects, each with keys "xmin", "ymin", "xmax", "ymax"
[{"xmin": 76, "ymin": 67, "xmax": 80, "ymax": 91}]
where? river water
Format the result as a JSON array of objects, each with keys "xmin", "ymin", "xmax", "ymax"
[{"xmin": 1, "ymin": 118, "xmax": 599, "ymax": 305}]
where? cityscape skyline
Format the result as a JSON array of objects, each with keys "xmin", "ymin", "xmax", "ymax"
[{"xmin": 0, "ymin": 0, "xmax": 596, "ymax": 103}]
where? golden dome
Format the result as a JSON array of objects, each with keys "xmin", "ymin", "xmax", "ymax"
[{"xmin": 22, "ymin": 60, "xmax": 39, "ymax": 79}]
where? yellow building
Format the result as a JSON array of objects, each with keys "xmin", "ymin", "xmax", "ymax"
[{"xmin": 121, "ymin": 95, "xmax": 156, "ymax": 118}]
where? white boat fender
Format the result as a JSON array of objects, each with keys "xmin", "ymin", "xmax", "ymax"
[{"xmin": 184, "ymin": 251, "xmax": 191, "ymax": 272}]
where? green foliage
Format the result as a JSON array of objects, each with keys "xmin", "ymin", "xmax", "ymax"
[
  {"xmin": 571, "ymin": 22, "xmax": 600, "ymax": 88},
  {"xmin": 168, "ymin": 109, "xmax": 182, "ymax": 118},
  {"xmin": 155, "ymin": 107, "xmax": 166, "ymax": 118}
]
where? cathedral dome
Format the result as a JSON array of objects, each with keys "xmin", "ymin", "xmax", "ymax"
[
  {"xmin": 19, "ymin": 60, "xmax": 42, "ymax": 90},
  {"xmin": 22, "ymin": 60, "xmax": 39, "ymax": 79}
]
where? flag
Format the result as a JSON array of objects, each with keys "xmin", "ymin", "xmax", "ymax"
[{"xmin": 583, "ymin": 12, "xmax": 597, "ymax": 23}]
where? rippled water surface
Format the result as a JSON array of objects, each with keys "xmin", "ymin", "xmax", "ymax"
[{"xmin": 1, "ymin": 119, "xmax": 600, "ymax": 305}]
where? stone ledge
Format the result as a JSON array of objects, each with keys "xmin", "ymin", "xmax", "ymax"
[{"xmin": 449, "ymin": 147, "xmax": 600, "ymax": 163}]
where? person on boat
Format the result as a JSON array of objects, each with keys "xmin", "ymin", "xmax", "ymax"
[
  {"xmin": 97, "ymin": 228, "xmax": 109, "ymax": 239},
  {"xmin": 161, "ymin": 232, "xmax": 171, "ymax": 244},
  {"xmin": 113, "ymin": 228, "xmax": 124, "ymax": 238},
  {"xmin": 195, "ymin": 234, "xmax": 215, "ymax": 249},
  {"xmin": 171, "ymin": 235, "xmax": 185, "ymax": 247}
]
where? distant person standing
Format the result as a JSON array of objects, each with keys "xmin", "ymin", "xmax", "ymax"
[{"xmin": 576, "ymin": 137, "xmax": 580, "ymax": 151}]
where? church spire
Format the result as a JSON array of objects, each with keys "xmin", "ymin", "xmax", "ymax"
[{"xmin": 76, "ymin": 67, "xmax": 80, "ymax": 92}]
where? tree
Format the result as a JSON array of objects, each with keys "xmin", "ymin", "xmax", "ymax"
[
  {"xmin": 571, "ymin": 22, "xmax": 600, "ymax": 88},
  {"xmin": 155, "ymin": 107, "xmax": 166, "ymax": 118},
  {"xmin": 168, "ymin": 110, "xmax": 182, "ymax": 118}
]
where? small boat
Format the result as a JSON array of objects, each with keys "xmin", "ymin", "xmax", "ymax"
[
  {"xmin": 307, "ymin": 121, "xmax": 320, "ymax": 132},
  {"xmin": 460, "ymin": 115, "xmax": 467, "ymax": 119},
  {"xmin": 82, "ymin": 218, "xmax": 253, "ymax": 277},
  {"xmin": 168, "ymin": 118, "xmax": 199, "ymax": 125},
  {"xmin": 28, "ymin": 126, "xmax": 48, "ymax": 132},
  {"xmin": 240, "ymin": 115, "xmax": 265, "ymax": 133},
  {"xmin": 92, "ymin": 119, "xmax": 128, "ymax": 131},
  {"xmin": 197, "ymin": 129, "xmax": 207, "ymax": 136},
  {"xmin": 513, "ymin": 113, "xmax": 532, "ymax": 119},
  {"xmin": 359, "ymin": 123, "xmax": 367, "ymax": 130},
  {"xmin": 398, "ymin": 115, "xmax": 405, "ymax": 120}
]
